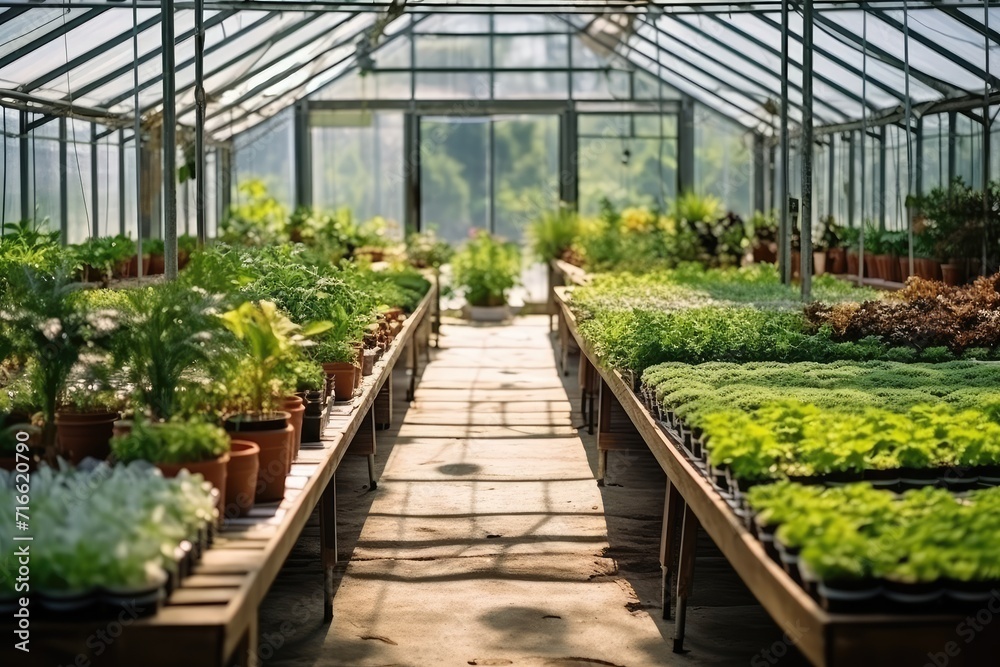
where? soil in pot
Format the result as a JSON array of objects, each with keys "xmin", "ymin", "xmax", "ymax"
[
  {"xmin": 225, "ymin": 413, "xmax": 293, "ymax": 504},
  {"xmin": 323, "ymin": 362, "xmax": 357, "ymax": 402},
  {"xmin": 283, "ymin": 395, "xmax": 305, "ymax": 458},
  {"xmin": 55, "ymin": 409, "xmax": 120, "ymax": 465},
  {"xmin": 157, "ymin": 452, "xmax": 230, "ymax": 518},
  {"xmin": 224, "ymin": 440, "xmax": 260, "ymax": 519}
]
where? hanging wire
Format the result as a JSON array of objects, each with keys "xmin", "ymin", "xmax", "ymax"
[
  {"xmin": 133, "ymin": 0, "xmax": 143, "ymax": 275},
  {"xmin": 859, "ymin": 9, "xmax": 867, "ymax": 283},
  {"xmin": 2, "ymin": 109, "xmax": 6, "ymax": 226},
  {"xmin": 903, "ymin": 0, "xmax": 915, "ymax": 276},
  {"xmin": 62, "ymin": 11, "xmax": 92, "ymax": 239}
]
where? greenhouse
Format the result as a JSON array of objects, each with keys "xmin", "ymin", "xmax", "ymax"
[{"xmin": 3, "ymin": 1, "xmax": 1000, "ymax": 666}]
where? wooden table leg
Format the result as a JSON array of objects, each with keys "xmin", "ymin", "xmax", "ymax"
[
  {"xmin": 407, "ymin": 338, "xmax": 419, "ymax": 401},
  {"xmin": 659, "ymin": 479, "xmax": 683, "ymax": 620},
  {"xmin": 596, "ymin": 377, "xmax": 612, "ymax": 485},
  {"xmin": 375, "ymin": 380, "xmax": 392, "ymax": 430},
  {"xmin": 320, "ymin": 474, "xmax": 338, "ymax": 623},
  {"xmin": 673, "ymin": 502, "xmax": 700, "ymax": 653}
]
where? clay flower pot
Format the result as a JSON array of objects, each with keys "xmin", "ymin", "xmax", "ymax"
[
  {"xmin": 148, "ymin": 253, "xmax": 165, "ymax": 275},
  {"xmin": 224, "ymin": 440, "xmax": 260, "ymax": 519},
  {"xmin": 847, "ymin": 252, "xmax": 860, "ymax": 277},
  {"xmin": 828, "ymin": 247, "xmax": 847, "ymax": 274},
  {"xmin": 282, "ymin": 395, "xmax": 305, "ymax": 458},
  {"xmin": 812, "ymin": 251, "xmax": 826, "ymax": 276},
  {"xmin": 353, "ymin": 346, "xmax": 364, "ymax": 389},
  {"xmin": 362, "ymin": 349, "xmax": 376, "ymax": 376},
  {"xmin": 157, "ymin": 452, "xmax": 230, "ymax": 518},
  {"xmin": 323, "ymin": 362, "xmax": 357, "ymax": 402},
  {"xmin": 225, "ymin": 412, "xmax": 293, "ymax": 504},
  {"xmin": 898, "ymin": 257, "xmax": 914, "ymax": 282},
  {"xmin": 55, "ymin": 409, "xmax": 120, "ymax": 465},
  {"xmin": 941, "ymin": 264, "xmax": 962, "ymax": 286}
]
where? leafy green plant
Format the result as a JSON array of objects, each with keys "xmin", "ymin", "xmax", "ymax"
[
  {"xmin": 528, "ymin": 205, "xmax": 581, "ymax": 263},
  {"xmin": 111, "ymin": 419, "xmax": 229, "ymax": 464},
  {"xmin": 220, "ymin": 300, "xmax": 330, "ymax": 416},
  {"xmin": 405, "ymin": 229, "xmax": 453, "ymax": 269},
  {"xmin": 71, "ymin": 235, "xmax": 134, "ymax": 282},
  {"xmin": 672, "ymin": 191, "xmax": 724, "ymax": 224},
  {"xmin": 142, "ymin": 238, "xmax": 165, "ymax": 256},
  {"xmin": 451, "ymin": 230, "xmax": 521, "ymax": 307},
  {"xmin": 115, "ymin": 282, "xmax": 230, "ymax": 420},
  {"xmin": 221, "ymin": 180, "xmax": 287, "ymax": 247}
]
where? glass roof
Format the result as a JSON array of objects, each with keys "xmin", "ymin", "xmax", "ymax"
[{"xmin": 0, "ymin": 3, "xmax": 996, "ymax": 139}]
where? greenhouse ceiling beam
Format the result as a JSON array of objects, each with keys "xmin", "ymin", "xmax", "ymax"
[
  {"xmin": 22, "ymin": 13, "xmax": 163, "ymax": 93},
  {"xmin": 71, "ymin": 8, "xmax": 242, "ymax": 105},
  {"xmin": 0, "ymin": 7, "xmax": 31, "ymax": 26},
  {"xmin": 644, "ymin": 14, "xmax": 849, "ymax": 121},
  {"xmin": 128, "ymin": 11, "xmax": 326, "ymax": 112},
  {"xmin": 556, "ymin": 14, "xmax": 768, "ymax": 129},
  {"xmin": 3, "ymin": 1, "xmax": 992, "ymax": 13},
  {"xmin": 811, "ymin": 12, "xmax": 970, "ymax": 98},
  {"xmin": 640, "ymin": 19, "xmax": 842, "ymax": 123},
  {"xmin": 0, "ymin": 88, "xmax": 124, "ymax": 126},
  {"xmin": 751, "ymin": 12, "xmax": 908, "ymax": 104},
  {"xmin": 866, "ymin": 6, "xmax": 1000, "ymax": 89},
  {"xmin": 214, "ymin": 16, "xmax": 428, "ymax": 136},
  {"xmin": 194, "ymin": 13, "xmax": 364, "ymax": 123},
  {"xmin": 937, "ymin": 4, "xmax": 1000, "ymax": 45},
  {"xmin": 0, "ymin": 8, "xmax": 108, "ymax": 69}
]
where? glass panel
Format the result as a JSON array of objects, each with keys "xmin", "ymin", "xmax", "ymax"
[
  {"xmin": 694, "ymin": 106, "xmax": 752, "ymax": 216},
  {"xmin": 420, "ymin": 117, "xmax": 489, "ymax": 244},
  {"xmin": 1, "ymin": 108, "xmax": 19, "ymax": 225},
  {"xmin": 31, "ymin": 119, "xmax": 61, "ymax": 232},
  {"xmin": 493, "ymin": 14, "xmax": 566, "ymax": 34},
  {"xmin": 920, "ymin": 113, "xmax": 949, "ymax": 193},
  {"xmin": 414, "ymin": 13, "xmax": 490, "ymax": 34},
  {"xmin": 311, "ymin": 111, "xmax": 405, "ymax": 230},
  {"xmin": 65, "ymin": 121, "xmax": 93, "ymax": 244},
  {"xmin": 954, "ymin": 113, "xmax": 982, "ymax": 188},
  {"xmin": 634, "ymin": 114, "xmax": 678, "ymax": 138},
  {"xmin": 415, "ymin": 35, "xmax": 490, "ymax": 69},
  {"xmin": 122, "ymin": 137, "xmax": 138, "ymax": 240},
  {"xmin": 416, "ymin": 72, "xmax": 491, "ymax": 100},
  {"xmin": 232, "ymin": 108, "xmax": 295, "ymax": 208},
  {"xmin": 493, "ymin": 35, "xmax": 568, "ymax": 69},
  {"xmin": 633, "ymin": 69, "xmax": 681, "ymax": 101},
  {"xmin": 572, "ymin": 70, "xmax": 629, "ymax": 100},
  {"xmin": 494, "ymin": 72, "xmax": 567, "ymax": 99},
  {"xmin": 578, "ymin": 112, "xmax": 678, "ymax": 215},
  {"xmin": 883, "ymin": 124, "xmax": 914, "ymax": 232},
  {"xmin": 95, "ymin": 131, "xmax": 120, "ymax": 237},
  {"xmin": 492, "ymin": 115, "xmax": 560, "ymax": 242}
]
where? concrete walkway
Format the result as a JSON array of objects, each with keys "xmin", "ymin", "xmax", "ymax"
[{"xmin": 262, "ymin": 317, "xmax": 806, "ymax": 667}]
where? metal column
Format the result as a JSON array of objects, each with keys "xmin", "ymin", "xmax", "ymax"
[
  {"xmin": 293, "ymin": 100, "xmax": 312, "ymax": 210},
  {"xmin": 878, "ymin": 125, "xmax": 887, "ymax": 229},
  {"xmin": 91, "ymin": 122, "xmax": 99, "ymax": 237},
  {"xmin": 779, "ymin": 0, "xmax": 791, "ymax": 285},
  {"xmin": 678, "ymin": 96, "xmax": 695, "ymax": 195},
  {"xmin": 59, "ymin": 118, "xmax": 68, "ymax": 243},
  {"xmin": 847, "ymin": 133, "xmax": 856, "ymax": 228},
  {"xmin": 800, "ymin": 0, "xmax": 814, "ymax": 301},
  {"xmin": 19, "ymin": 111, "xmax": 29, "ymax": 222},
  {"xmin": 753, "ymin": 134, "xmax": 766, "ymax": 214},
  {"xmin": 162, "ymin": 0, "xmax": 178, "ymax": 279},
  {"xmin": 560, "ymin": 105, "xmax": 579, "ymax": 210},
  {"xmin": 403, "ymin": 111, "xmax": 420, "ymax": 233},
  {"xmin": 948, "ymin": 111, "xmax": 957, "ymax": 184},
  {"xmin": 118, "ymin": 128, "xmax": 126, "ymax": 235},
  {"xmin": 827, "ymin": 139, "xmax": 835, "ymax": 220},
  {"xmin": 195, "ymin": 0, "xmax": 207, "ymax": 243}
]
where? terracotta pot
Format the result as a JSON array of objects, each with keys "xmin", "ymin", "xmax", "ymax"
[
  {"xmin": 157, "ymin": 453, "xmax": 230, "ymax": 518},
  {"xmin": 876, "ymin": 255, "xmax": 898, "ymax": 282},
  {"xmin": 790, "ymin": 251, "xmax": 801, "ymax": 278},
  {"xmin": 148, "ymin": 253, "xmax": 165, "ymax": 275},
  {"xmin": 812, "ymin": 251, "xmax": 826, "ymax": 276},
  {"xmin": 828, "ymin": 247, "xmax": 847, "ymax": 274},
  {"xmin": 918, "ymin": 258, "xmax": 941, "ymax": 281},
  {"xmin": 113, "ymin": 259, "xmax": 131, "ymax": 279},
  {"xmin": 225, "ymin": 413, "xmax": 293, "ymax": 504},
  {"xmin": 847, "ymin": 252, "xmax": 860, "ymax": 277},
  {"xmin": 353, "ymin": 346, "xmax": 363, "ymax": 389},
  {"xmin": 81, "ymin": 265, "xmax": 105, "ymax": 283},
  {"xmin": 865, "ymin": 255, "xmax": 880, "ymax": 280},
  {"xmin": 899, "ymin": 257, "xmax": 915, "ymax": 282},
  {"xmin": 323, "ymin": 362, "xmax": 357, "ymax": 402},
  {"xmin": 223, "ymin": 440, "xmax": 259, "ymax": 519},
  {"xmin": 178, "ymin": 250, "xmax": 190, "ymax": 270},
  {"xmin": 282, "ymin": 396, "xmax": 305, "ymax": 459},
  {"xmin": 54, "ymin": 410, "xmax": 120, "ymax": 465},
  {"xmin": 362, "ymin": 349, "xmax": 376, "ymax": 376},
  {"xmin": 941, "ymin": 264, "xmax": 962, "ymax": 286}
]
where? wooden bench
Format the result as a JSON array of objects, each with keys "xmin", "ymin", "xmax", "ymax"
[
  {"xmin": 4, "ymin": 287, "xmax": 434, "ymax": 667},
  {"xmin": 553, "ymin": 286, "xmax": 1000, "ymax": 667}
]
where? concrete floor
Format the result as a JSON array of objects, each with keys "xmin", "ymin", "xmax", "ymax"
[{"xmin": 260, "ymin": 316, "xmax": 809, "ymax": 667}]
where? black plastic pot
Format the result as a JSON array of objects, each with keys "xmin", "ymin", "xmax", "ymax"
[
  {"xmin": 882, "ymin": 578, "xmax": 944, "ymax": 608},
  {"xmin": 301, "ymin": 390, "xmax": 324, "ymax": 444},
  {"xmin": 775, "ymin": 538, "xmax": 802, "ymax": 584},
  {"xmin": 101, "ymin": 569, "xmax": 167, "ymax": 618},
  {"xmin": 897, "ymin": 467, "xmax": 941, "ymax": 491},
  {"xmin": 944, "ymin": 579, "xmax": 1000, "ymax": 606},
  {"xmin": 977, "ymin": 465, "xmax": 1000, "ymax": 488},
  {"xmin": 823, "ymin": 469, "xmax": 864, "ymax": 486},
  {"xmin": 753, "ymin": 515, "xmax": 780, "ymax": 562},
  {"xmin": 817, "ymin": 578, "xmax": 883, "ymax": 613},
  {"xmin": 37, "ymin": 587, "xmax": 100, "ymax": 619},
  {"xmin": 225, "ymin": 412, "xmax": 290, "ymax": 433},
  {"xmin": 863, "ymin": 468, "xmax": 901, "ymax": 490},
  {"xmin": 940, "ymin": 466, "xmax": 980, "ymax": 492}
]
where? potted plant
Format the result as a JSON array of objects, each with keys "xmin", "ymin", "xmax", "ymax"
[
  {"xmin": 223, "ymin": 440, "xmax": 260, "ymax": 519},
  {"xmin": 840, "ymin": 226, "xmax": 862, "ymax": 276},
  {"xmin": 527, "ymin": 204, "xmax": 581, "ymax": 265},
  {"xmin": 452, "ymin": 230, "xmax": 521, "ymax": 322},
  {"xmin": 143, "ymin": 238, "xmax": 166, "ymax": 275},
  {"xmin": 288, "ymin": 359, "xmax": 327, "ymax": 444},
  {"xmin": 0, "ymin": 266, "xmax": 119, "ymax": 462},
  {"xmin": 220, "ymin": 300, "xmax": 328, "ymax": 503},
  {"xmin": 748, "ymin": 210, "xmax": 778, "ymax": 264},
  {"xmin": 111, "ymin": 419, "xmax": 231, "ymax": 517},
  {"xmin": 178, "ymin": 234, "xmax": 199, "ymax": 270},
  {"xmin": 882, "ymin": 230, "xmax": 908, "ymax": 282}
]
